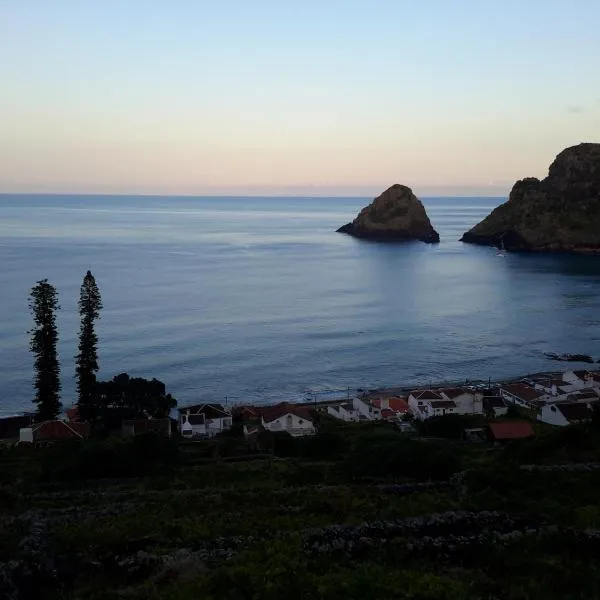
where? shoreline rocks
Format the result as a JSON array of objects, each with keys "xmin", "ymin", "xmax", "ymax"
[
  {"xmin": 337, "ymin": 184, "xmax": 440, "ymax": 243},
  {"xmin": 544, "ymin": 352, "xmax": 595, "ymax": 364},
  {"xmin": 461, "ymin": 143, "xmax": 600, "ymax": 253}
]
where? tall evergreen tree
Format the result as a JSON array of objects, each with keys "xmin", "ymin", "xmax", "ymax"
[
  {"xmin": 76, "ymin": 270, "xmax": 103, "ymax": 422},
  {"xmin": 29, "ymin": 279, "xmax": 61, "ymax": 420}
]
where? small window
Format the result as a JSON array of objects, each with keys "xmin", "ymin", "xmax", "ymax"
[
  {"xmin": 299, "ymin": 419, "xmax": 303, "ymax": 424},
  {"xmin": 551, "ymin": 406, "xmax": 556, "ymax": 412}
]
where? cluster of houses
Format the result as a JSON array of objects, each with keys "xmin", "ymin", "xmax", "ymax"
[{"xmin": 1, "ymin": 369, "xmax": 599, "ymax": 445}]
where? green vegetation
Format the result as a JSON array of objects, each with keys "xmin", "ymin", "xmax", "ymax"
[
  {"xmin": 28, "ymin": 279, "xmax": 61, "ymax": 419},
  {"xmin": 2, "ymin": 417, "xmax": 600, "ymax": 599}
]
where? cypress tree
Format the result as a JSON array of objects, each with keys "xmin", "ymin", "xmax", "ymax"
[
  {"xmin": 29, "ymin": 279, "xmax": 61, "ymax": 420},
  {"xmin": 76, "ymin": 270, "xmax": 103, "ymax": 423}
]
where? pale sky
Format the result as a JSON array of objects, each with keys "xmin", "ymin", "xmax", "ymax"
[{"xmin": 1, "ymin": 0, "xmax": 599, "ymax": 196}]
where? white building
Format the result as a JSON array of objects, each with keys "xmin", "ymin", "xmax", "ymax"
[
  {"xmin": 563, "ymin": 370, "xmax": 600, "ymax": 390},
  {"xmin": 261, "ymin": 404, "xmax": 315, "ymax": 437},
  {"xmin": 352, "ymin": 396, "xmax": 380, "ymax": 420},
  {"xmin": 499, "ymin": 383, "xmax": 548, "ymax": 409},
  {"xmin": 326, "ymin": 402, "xmax": 360, "ymax": 422},
  {"xmin": 408, "ymin": 390, "xmax": 458, "ymax": 420},
  {"xmin": 178, "ymin": 404, "xmax": 233, "ymax": 439},
  {"xmin": 440, "ymin": 388, "xmax": 483, "ymax": 415},
  {"xmin": 538, "ymin": 402, "xmax": 594, "ymax": 427}
]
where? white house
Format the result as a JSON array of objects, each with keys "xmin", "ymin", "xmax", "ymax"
[
  {"xmin": 499, "ymin": 383, "xmax": 548, "ymax": 409},
  {"xmin": 326, "ymin": 402, "xmax": 360, "ymax": 422},
  {"xmin": 440, "ymin": 388, "xmax": 483, "ymax": 415},
  {"xmin": 261, "ymin": 404, "xmax": 316, "ymax": 437},
  {"xmin": 563, "ymin": 370, "xmax": 600, "ymax": 390},
  {"xmin": 178, "ymin": 404, "xmax": 232, "ymax": 438},
  {"xmin": 533, "ymin": 376, "xmax": 574, "ymax": 397},
  {"xmin": 538, "ymin": 402, "xmax": 594, "ymax": 427},
  {"xmin": 352, "ymin": 396, "xmax": 380, "ymax": 420},
  {"xmin": 408, "ymin": 390, "xmax": 460, "ymax": 420},
  {"xmin": 180, "ymin": 413, "xmax": 206, "ymax": 439}
]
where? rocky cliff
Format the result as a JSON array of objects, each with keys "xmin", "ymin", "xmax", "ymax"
[
  {"xmin": 337, "ymin": 184, "xmax": 440, "ymax": 243},
  {"xmin": 461, "ymin": 143, "xmax": 600, "ymax": 253}
]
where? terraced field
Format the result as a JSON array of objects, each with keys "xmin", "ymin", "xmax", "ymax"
[{"xmin": 2, "ymin": 420, "xmax": 600, "ymax": 599}]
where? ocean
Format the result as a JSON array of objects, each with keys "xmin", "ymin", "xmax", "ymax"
[{"xmin": 1, "ymin": 194, "xmax": 600, "ymax": 416}]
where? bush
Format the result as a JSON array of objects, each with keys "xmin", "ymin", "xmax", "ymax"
[
  {"xmin": 338, "ymin": 434, "xmax": 461, "ymax": 482},
  {"xmin": 39, "ymin": 433, "xmax": 180, "ymax": 481},
  {"xmin": 416, "ymin": 414, "xmax": 484, "ymax": 439}
]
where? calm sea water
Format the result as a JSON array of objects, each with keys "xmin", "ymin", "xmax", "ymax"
[{"xmin": 1, "ymin": 194, "xmax": 600, "ymax": 416}]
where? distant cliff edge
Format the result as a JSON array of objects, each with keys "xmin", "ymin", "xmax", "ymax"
[
  {"xmin": 461, "ymin": 143, "xmax": 600, "ymax": 253},
  {"xmin": 337, "ymin": 184, "xmax": 440, "ymax": 243}
]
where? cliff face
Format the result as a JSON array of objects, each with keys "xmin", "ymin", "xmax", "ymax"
[
  {"xmin": 337, "ymin": 184, "xmax": 440, "ymax": 243},
  {"xmin": 461, "ymin": 143, "xmax": 600, "ymax": 253}
]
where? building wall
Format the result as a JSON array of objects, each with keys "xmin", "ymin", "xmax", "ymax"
[
  {"xmin": 263, "ymin": 413, "xmax": 315, "ymax": 436},
  {"xmin": 538, "ymin": 405, "xmax": 569, "ymax": 427},
  {"xmin": 206, "ymin": 417, "xmax": 232, "ymax": 437}
]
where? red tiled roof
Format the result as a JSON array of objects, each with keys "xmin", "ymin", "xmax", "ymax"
[
  {"xmin": 381, "ymin": 409, "xmax": 395, "ymax": 418},
  {"xmin": 372, "ymin": 397, "xmax": 408, "ymax": 412},
  {"xmin": 488, "ymin": 420, "xmax": 535, "ymax": 441},
  {"xmin": 388, "ymin": 397, "xmax": 409, "ymax": 412},
  {"xmin": 32, "ymin": 420, "xmax": 90, "ymax": 441},
  {"xmin": 430, "ymin": 400, "xmax": 457, "ymax": 409},
  {"xmin": 261, "ymin": 403, "xmax": 314, "ymax": 424},
  {"xmin": 501, "ymin": 383, "xmax": 544, "ymax": 403}
]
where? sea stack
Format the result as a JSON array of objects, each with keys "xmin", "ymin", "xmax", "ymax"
[
  {"xmin": 461, "ymin": 143, "xmax": 600, "ymax": 253},
  {"xmin": 337, "ymin": 184, "xmax": 440, "ymax": 243}
]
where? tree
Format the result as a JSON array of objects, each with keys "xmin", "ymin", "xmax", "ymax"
[
  {"xmin": 75, "ymin": 270, "xmax": 103, "ymax": 422},
  {"xmin": 95, "ymin": 373, "xmax": 177, "ymax": 433},
  {"xmin": 29, "ymin": 279, "xmax": 61, "ymax": 420}
]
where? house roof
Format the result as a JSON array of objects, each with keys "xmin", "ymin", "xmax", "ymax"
[
  {"xmin": 567, "ymin": 390, "xmax": 599, "ymax": 402},
  {"xmin": 410, "ymin": 390, "xmax": 443, "ymax": 401},
  {"xmin": 261, "ymin": 403, "xmax": 314, "ymax": 424},
  {"xmin": 187, "ymin": 414, "xmax": 205, "ymax": 425},
  {"xmin": 388, "ymin": 397, "xmax": 409, "ymax": 412},
  {"xmin": 572, "ymin": 370, "xmax": 591, "ymax": 381},
  {"xmin": 488, "ymin": 420, "xmax": 535, "ymax": 441},
  {"xmin": 430, "ymin": 400, "xmax": 457, "ymax": 409},
  {"xmin": 441, "ymin": 388, "xmax": 469, "ymax": 399},
  {"xmin": 381, "ymin": 409, "xmax": 396, "ymax": 418},
  {"xmin": 501, "ymin": 383, "xmax": 544, "ymax": 403},
  {"xmin": 372, "ymin": 397, "xmax": 409, "ymax": 412},
  {"xmin": 32, "ymin": 420, "xmax": 90, "ymax": 441},
  {"xmin": 0, "ymin": 414, "xmax": 34, "ymax": 440},
  {"xmin": 557, "ymin": 403, "xmax": 593, "ymax": 423},
  {"xmin": 180, "ymin": 403, "xmax": 230, "ymax": 418}
]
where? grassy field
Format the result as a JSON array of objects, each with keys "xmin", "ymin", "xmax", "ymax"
[{"xmin": 2, "ymin": 417, "xmax": 600, "ymax": 599}]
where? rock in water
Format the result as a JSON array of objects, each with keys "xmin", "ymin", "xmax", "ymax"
[
  {"xmin": 461, "ymin": 143, "xmax": 600, "ymax": 253},
  {"xmin": 337, "ymin": 184, "xmax": 440, "ymax": 243}
]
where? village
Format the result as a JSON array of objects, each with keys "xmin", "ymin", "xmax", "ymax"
[{"xmin": 3, "ymin": 367, "xmax": 600, "ymax": 445}]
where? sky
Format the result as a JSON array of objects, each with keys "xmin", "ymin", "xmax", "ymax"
[{"xmin": 1, "ymin": 0, "xmax": 599, "ymax": 196}]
